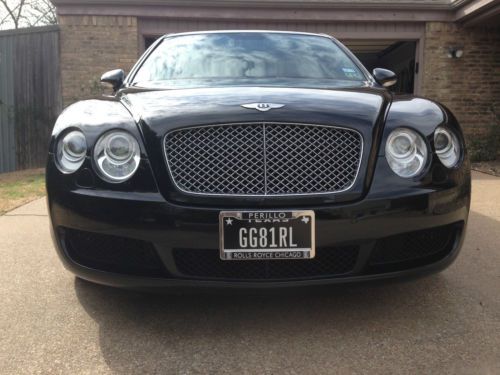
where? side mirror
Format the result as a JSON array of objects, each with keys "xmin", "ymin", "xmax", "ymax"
[
  {"xmin": 100, "ymin": 69, "xmax": 125, "ymax": 92},
  {"xmin": 373, "ymin": 68, "xmax": 397, "ymax": 88}
]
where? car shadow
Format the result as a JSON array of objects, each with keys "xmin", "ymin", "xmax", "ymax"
[
  {"xmin": 74, "ymin": 272, "xmax": 459, "ymax": 373},
  {"xmin": 70, "ymin": 201, "xmax": 499, "ymax": 373}
]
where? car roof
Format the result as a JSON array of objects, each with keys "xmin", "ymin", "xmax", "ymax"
[{"xmin": 162, "ymin": 30, "xmax": 332, "ymax": 39}]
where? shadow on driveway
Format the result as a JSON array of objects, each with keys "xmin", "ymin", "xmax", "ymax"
[
  {"xmin": 73, "ymin": 274, "xmax": 464, "ymax": 373},
  {"xmin": 71, "ymin": 209, "xmax": 499, "ymax": 373}
]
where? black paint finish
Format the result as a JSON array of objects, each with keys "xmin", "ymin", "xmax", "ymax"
[
  {"xmin": 372, "ymin": 68, "xmax": 398, "ymax": 87},
  {"xmin": 46, "ymin": 38, "xmax": 470, "ymax": 288},
  {"xmin": 100, "ymin": 69, "xmax": 125, "ymax": 92}
]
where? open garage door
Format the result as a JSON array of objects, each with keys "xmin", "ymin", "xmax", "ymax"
[
  {"xmin": 344, "ymin": 40, "xmax": 417, "ymax": 94},
  {"xmin": 139, "ymin": 19, "xmax": 423, "ymax": 94}
]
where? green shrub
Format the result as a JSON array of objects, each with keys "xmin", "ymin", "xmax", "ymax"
[{"xmin": 468, "ymin": 124, "xmax": 500, "ymax": 162}]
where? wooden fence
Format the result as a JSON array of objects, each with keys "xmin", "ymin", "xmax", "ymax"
[{"xmin": 0, "ymin": 25, "xmax": 61, "ymax": 173}]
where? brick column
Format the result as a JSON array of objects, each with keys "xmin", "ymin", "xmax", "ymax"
[
  {"xmin": 59, "ymin": 15, "xmax": 139, "ymax": 106},
  {"xmin": 422, "ymin": 22, "xmax": 500, "ymax": 158}
]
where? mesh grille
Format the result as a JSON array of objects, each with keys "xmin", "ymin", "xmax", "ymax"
[
  {"xmin": 173, "ymin": 247, "xmax": 359, "ymax": 280},
  {"xmin": 369, "ymin": 224, "xmax": 457, "ymax": 268},
  {"xmin": 164, "ymin": 123, "xmax": 362, "ymax": 196},
  {"xmin": 62, "ymin": 228, "xmax": 167, "ymax": 277}
]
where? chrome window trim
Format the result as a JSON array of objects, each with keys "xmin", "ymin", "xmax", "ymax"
[{"xmin": 162, "ymin": 122, "xmax": 364, "ymax": 197}]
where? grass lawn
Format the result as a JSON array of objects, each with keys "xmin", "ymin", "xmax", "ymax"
[
  {"xmin": 472, "ymin": 161, "xmax": 500, "ymax": 177},
  {"xmin": 0, "ymin": 168, "xmax": 46, "ymax": 215}
]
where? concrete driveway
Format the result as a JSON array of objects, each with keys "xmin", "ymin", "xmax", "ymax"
[{"xmin": 1, "ymin": 171, "xmax": 499, "ymax": 374}]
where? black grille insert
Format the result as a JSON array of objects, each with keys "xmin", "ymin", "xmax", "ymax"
[
  {"xmin": 369, "ymin": 223, "xmax": 460, "ymax": 272},
  {"xmin": 173, "ymin": 247, "xmax": 359, "ymax": 280},
  {"xmin": 61, "ymin": 228, "xmax": 167, "ymax": 277}
]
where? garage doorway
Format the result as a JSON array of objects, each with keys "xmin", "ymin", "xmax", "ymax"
[{"xmin": 345, "ymin": 40, "xmax": 417, "ymax": 94}]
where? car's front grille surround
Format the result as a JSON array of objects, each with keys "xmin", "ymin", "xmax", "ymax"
[{"xmin": 163, "ymin": 123, "xmax": 363, "ymax": 196}]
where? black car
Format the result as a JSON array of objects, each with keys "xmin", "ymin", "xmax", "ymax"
[{"xmin": 47, "ymin": 31, "xmax": 470, "ymax": 288}]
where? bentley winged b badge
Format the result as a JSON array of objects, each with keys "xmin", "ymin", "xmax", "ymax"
[{"xmin": 241, "ymin": 103, "xmax": 285, "ymax": 112}]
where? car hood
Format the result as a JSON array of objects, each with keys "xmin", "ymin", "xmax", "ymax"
[
  {"xmin": 119, "ymin": 86, "xmax": 391, "ymax": 206},
  {"xmin": 121, "ymin": 86, "xmax": 389, "ymax": 134}
]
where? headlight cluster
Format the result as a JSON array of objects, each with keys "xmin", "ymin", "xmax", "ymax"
[
  {"xmin": 56, "ymin": 130, "xmax": 141, "ymax": 182},
  {"xmin": 94, "ymin": 131, "xmax": 141, "ymax": 182},
  {"xmin": 385, "ymin": 128, "xmax": 427, "ymax": 178},
  {"xmin": 385, "ymin": 126, "xmax": 461, "ymax": 178},
  {"xmin": 56, "ymin": 130, "xmax": 87, "ymax": 173},
  {"xmin": 434, "ymin": 127, "xmax": 460, "ymax": 168}
]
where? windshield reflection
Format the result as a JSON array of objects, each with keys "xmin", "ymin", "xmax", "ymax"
[{"xmin": 132, "ymin": 32, "xmax": 367, "ymax": 89}]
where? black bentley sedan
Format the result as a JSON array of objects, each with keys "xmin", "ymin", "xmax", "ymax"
[{"xmin": 46, "ymin": 31, "xmax": 471, "ymax": 288}]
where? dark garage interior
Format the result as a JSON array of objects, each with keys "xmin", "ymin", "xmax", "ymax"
[{"xmin": 345, "ymin": 40, "xmax": 417, "ymax": 94}]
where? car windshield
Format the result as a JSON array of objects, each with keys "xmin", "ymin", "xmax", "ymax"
[{"xmin": 131, "ymin": 32, "xmax": 367, "ymax": 89}]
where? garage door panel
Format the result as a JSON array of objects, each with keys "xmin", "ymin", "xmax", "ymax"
[{"xmin": 139, "ymin": 19, "xmax": 424, "ymax": 40}]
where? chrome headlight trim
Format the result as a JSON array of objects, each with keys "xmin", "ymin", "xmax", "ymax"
[
  {"xmin": 434, "ymin": 126, "xmax": 461, "ymax": 168},
  {"xmin": 56, "ymin": 130, "xmax": 87, "ymax": 174},
  {"xmin": 93, "ymin": 130, "xmax": 141, "ymax": 183},
  {"xmin": 385, "ymin": 128, "xmax": 428, "ymax": 178}
]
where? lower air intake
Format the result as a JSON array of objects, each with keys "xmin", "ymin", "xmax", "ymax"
[
  {"xmin": 369, "ymin": 223, "xmax": 460, "ymax": 271},
  {"xmin": 61, "ymin": 228, "xmax": 167, "ymax": 277},
  {"xmin": 173, "ymin": 246, "xmax": 359, "ymax": 280}
]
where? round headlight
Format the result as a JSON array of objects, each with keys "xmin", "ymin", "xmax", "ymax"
[
  {"xmin": 56, "ymin": 130, "xmax": 87, "ymax": 173},
  {"xmin": 434, "ymin": 127, "xmax": 460, "ymax": 168},
  {"xmin": 94, "ymin": 131, "xmax": 140, "ymax": 182},
  {"xmin": 385, "ymin": 128, "xmax": 428, "ymax": 178}
]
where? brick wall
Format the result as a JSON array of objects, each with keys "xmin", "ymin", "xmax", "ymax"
[
  {"xmin": 422, "ymin": 22, "xmax": 500, "ymax": 158},
  {"xmin": 59, "ymin": 15, "xmax": 138, "ymax": 106},
  {"xmin": 57, "ymin": 16, "xmax": 499, "ymax": 158}
]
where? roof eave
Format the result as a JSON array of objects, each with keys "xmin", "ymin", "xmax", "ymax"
[{"xmin": 51, "ymin": 0, "xmax": 463, "ymax": 11}]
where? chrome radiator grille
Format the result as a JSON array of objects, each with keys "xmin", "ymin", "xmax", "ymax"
[{"xmin": 164, "ymin": 123, "xmax": 363, "ymax": 196}]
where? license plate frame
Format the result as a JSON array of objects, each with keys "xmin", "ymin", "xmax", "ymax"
[{"xmin": 219, "ymin": 210, "xmax": 315, "ymax": 261}]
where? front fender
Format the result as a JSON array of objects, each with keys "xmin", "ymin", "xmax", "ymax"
[{"xmin": 49, "ymin": 98, "xmax": 146, "ymax": 157}]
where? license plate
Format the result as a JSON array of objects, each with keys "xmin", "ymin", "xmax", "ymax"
[{"xmin": 219, "ymin": 211, "xmax": 315, "ymax": 260}]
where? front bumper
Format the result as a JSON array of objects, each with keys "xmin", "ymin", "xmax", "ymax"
[{"xmin": 46, "ymin": 156, "xmax": 471, "ymax": 289}]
